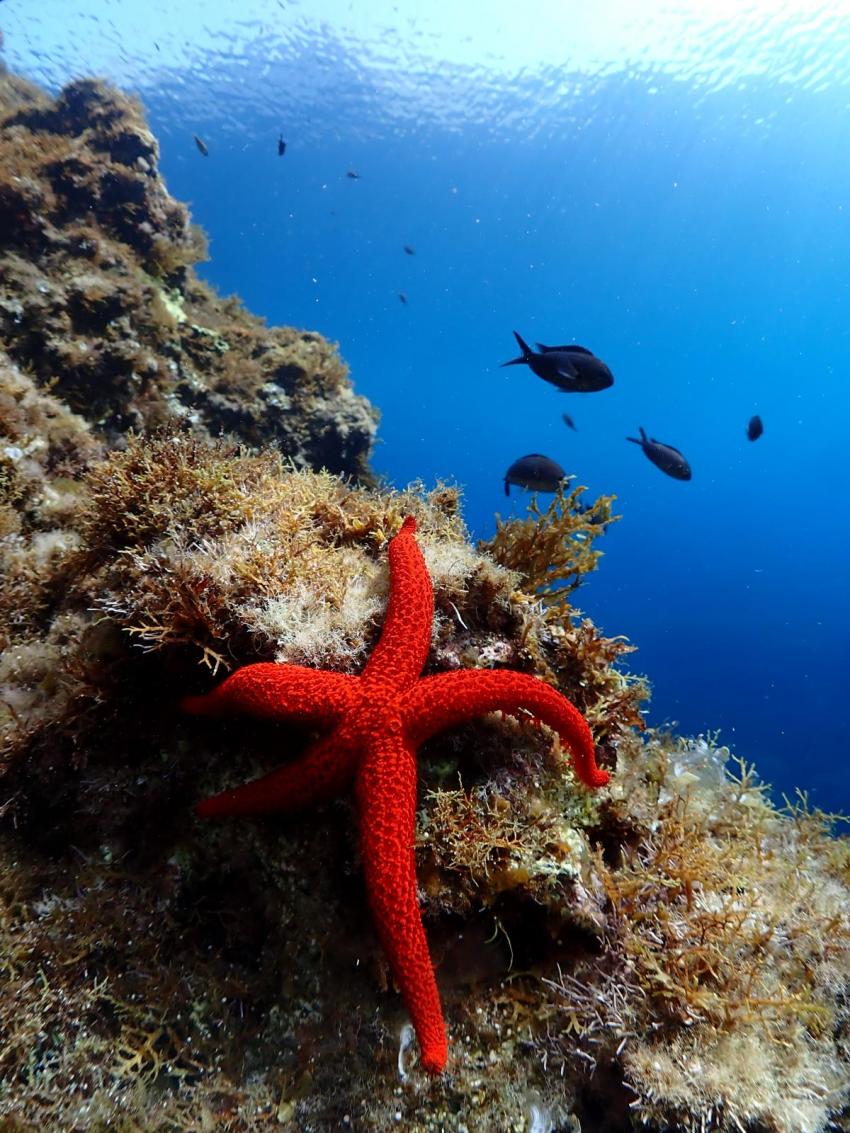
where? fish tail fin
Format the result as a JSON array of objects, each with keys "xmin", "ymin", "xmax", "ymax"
[
  {"xmin": 626, "ymin": 428, "xmax": 646, "ymax": 445},
  {"xmin": 501, "ymin": 330, "xmax": 532, "ymax": 367}
]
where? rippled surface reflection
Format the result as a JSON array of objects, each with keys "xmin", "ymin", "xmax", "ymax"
[{"xmin": 6, "ymin": 2, "xmax": 850, "ymax": 142}]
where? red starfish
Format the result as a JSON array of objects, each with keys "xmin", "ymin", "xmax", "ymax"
[{"xmin": 182, "ymin": 517, "xmax": 609, "ymax": 1074}]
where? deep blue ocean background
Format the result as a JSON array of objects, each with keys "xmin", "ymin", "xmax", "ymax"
[{"xmin": 5, "ymin": 1, "xmax": 849, "ymax": 808}]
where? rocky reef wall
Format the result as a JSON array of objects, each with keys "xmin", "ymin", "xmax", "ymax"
[{"xmin": 0, "ymin": 75, "xmax": 377, "ymax": 474}]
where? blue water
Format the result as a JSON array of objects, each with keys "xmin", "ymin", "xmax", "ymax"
[{"xmin": 5, "ymin": 2, "xmax": 849, "ymax": 807}]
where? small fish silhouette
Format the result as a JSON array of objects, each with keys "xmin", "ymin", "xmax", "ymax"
[
  {"xmin": 399, "ymin": 292, "xmax": 408, "ymax": 305},
  {"xmin": 746, "ymin": 414, "xmax": 763, "ymax": 441},
  {"xmin": 346, "ymin": 170, "xmax": 360, "ymax": 179},
  {"xmin": 502, "ymin": 331, "xmax": 613, "ymax": 393},
  {"xmin": 278, "ymin": 135, "xmax": 287, "ymax": 157},
  {"xmin": 626, "ymin": 427, "xmax": 692, "ymax": 480},
  {"xmin": 193, "ymin": 134, "xmax": 209, "ymax": 157},
  {"xmin": 575, "ymin": 498, "xmax": 609, "ymax": 527},
  {"xmin": 504, "ymin": 454, "xmax": 567, "ymax": 496},
  {"xmin": 403, "ymin": 245, "xmax": 416, "ymax": 256},
  {"xmin": 562, "ymin": 413, "xmax": 577, "ymax": 431}
]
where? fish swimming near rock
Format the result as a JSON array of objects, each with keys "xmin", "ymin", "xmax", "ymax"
[
  {"xmin": 501, "ymin": 331, "xmax": 614, "ymax": 393},
  {"xmin": 747, "ymin": 414, "xmax": 763, "ymax": 441},
  {"xmin": 626, "ymin": 427, "xmax": 692, "ymax": 480},
  {"xmin": 193, "ymin": 134, "xmax": 209, "ymax": 157},
  {"xmin": 572, "ymin": 497, "xmax": 610, "ymax": 531},
  {"xmin": 576, "ymin": 500, "xmax": 608, "ymax": 526},
  {"xmin": 278, "ymin": 135, "xmax": 287, "ymax": 156},
  {"xmin": 504, "ymin": 454, "xmax": 567, "ymax": 496}
]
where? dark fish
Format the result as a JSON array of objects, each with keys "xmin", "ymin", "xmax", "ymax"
[
  {"xmin": 626, "ymin": 427, "xmax": 692, "ymax": 480},
  {"xmin": 746, "ymin": 414, "xmax": 763, "ymax": 441},
  {"xmin": 399, "ymin": 292, "xmax": 408, "ymax": 305},
  {"xmin": 278, "ymin": 135, "xmax": 287, "ymax": 157},
  {"xmin": 193, "ymin": 134, "xmax": 209, "ymax": 157},
  {"xmin": 575, "ymin": 500, "xmax": 608, "ymax": 526},
  {"xmin": 501, "ymin": 331, "xmax": 613, "ymax": 393},
  {"xmin": 504, "ymin": 454, "xmax": 567, "ymax": 496},
  {"xmin": 403, "ymin": 245, "xmax": 416, "ymax": 255},
  {"xmin": 346, "ymin": 170, "xmax": 360, "ymax": 179},
  {"xmin": 562, "ymin": 413, "xmax": 577, "ymax": 431}
]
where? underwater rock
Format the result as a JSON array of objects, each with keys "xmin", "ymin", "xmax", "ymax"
[
  {"xmin": 0, "ymin": 422, "xmax": 640, "ymax": 1130},
  {"xmin": 0, "ymin": 74, "xmax": 378, "ymax": 474},
  {"xmin": 1, "ymin": 428, "xmax": 848, "ymax": 1133}
]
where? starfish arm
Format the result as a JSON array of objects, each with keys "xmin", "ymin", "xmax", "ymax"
[
  {"xmin": 362, "ymin": 517, "xmax": 433, "ymax": 690},
  {"xmin": 196, "ymin": 730, "xmax": 360, "ymax": 818},
  {"xmin": 401, "ymin": 670, "xmax": 610, "ymax": 790},
  {"xmin": 357, "ymin": 730, "xmax": 448, "ymax": 1075},
  {"xmin": 181, "ymin": 663, "xmax": 359, "ymax": 728}
]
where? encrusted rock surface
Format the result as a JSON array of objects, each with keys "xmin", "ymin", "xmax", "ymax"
[{"xmin": 0, "ymin": 75, "xmax": 378, "ymax": 473}]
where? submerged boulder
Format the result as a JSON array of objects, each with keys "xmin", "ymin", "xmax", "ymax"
[{"xmin": 0, "ymin": 74, "xmax": 378, "ymax": 473}]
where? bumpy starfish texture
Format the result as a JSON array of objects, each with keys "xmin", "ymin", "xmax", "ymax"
[{"xmin": 182, "ymin": 516, "xmax": 609, "ymax": 1074}]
